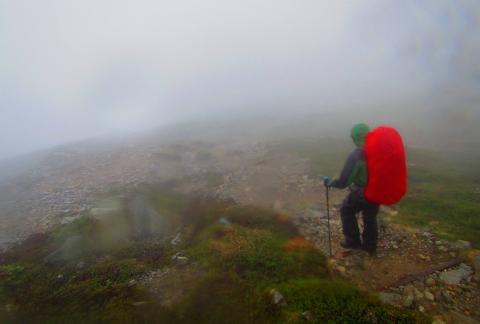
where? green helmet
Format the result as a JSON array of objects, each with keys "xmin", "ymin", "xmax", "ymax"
[{"xmin": 351, "ymin": 123, "xmax": 370, "ymax": 147}]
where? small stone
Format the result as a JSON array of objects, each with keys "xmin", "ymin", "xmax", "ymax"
[
  {"xmin": 336, "ymin": 266, "xmax": 346, "ymax": 275},
  {"xmin": 424, "ymin": 291, "xmax": 435, "ymax": 301},
  {"xmin": 76, "ymin": 261, "xmax": 85, "ymax": 269},
  {"xmin": 302, "ymin": 310, "xmax": 315, "ymax": 321},
  {"xmin": 269, "ymin": 289, "xmax": 286, "ymax": 306},
  {"xmin": 128, "ymin": 279, "xmax": 137, "ymax": 287},
  {"xmin": 403, "ymin": 295, "xmax": 415, "ymax": 308},
  {"xmin": 418, "ymin": 305, "xmax": 425, "ymax": 312},
  {"xmin": 378, "ymin": 292, "xmax": 402, "ymax": 306},
  {"xmin": 418, "ymin": 254, "xmax": 427, "ymax": 260},
  {"xmin": 438, "ymin": 246, "xmax": 449, "ymax": 252},
  {"xmin": 414, "ymin": 288, "xmax": 424, "ymax": 300},
  {"xmin": 57, "ymin": 274, "xmax": 63, "ymax": 279},
  {"xmin": 425, "ymin": 277, "xmax": 435, "ymax": 287},
  {"xmin": 170, "ymin": 233, "xmax": 182, "ymax": 245},
  {"xmin": 132, "ymin": 301, "xmax": 147, "ymax": 307},
  {"xmin": 454, "ymin": 240, "xmax": 471, "ymax": 250},
  {"xmin": 218, "ymin": 217, "xmax": 231, "ymax": 225},
  {"xmin": 404, "ymin": 284, "xmax": 416, "ymax": 296},
  {"xmin": 473, "ymin": 255, "xmax": 480, "ymax": 273}
]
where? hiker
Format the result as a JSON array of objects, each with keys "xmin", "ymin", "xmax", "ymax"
[{"xmin": 325, "ymin": 123, "xmax": 379, "ymax": 254}]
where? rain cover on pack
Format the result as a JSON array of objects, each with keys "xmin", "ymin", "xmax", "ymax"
[{"xmin": 364, "ymin": 126, "xmax": 407, "ymax": 205}]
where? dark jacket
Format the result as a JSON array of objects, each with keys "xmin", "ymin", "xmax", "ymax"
[{"xmin": 329, "ymin": 148, "xmax": 367, "ymax": 189}]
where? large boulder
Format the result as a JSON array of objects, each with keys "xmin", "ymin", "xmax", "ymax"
[{"xmin": 439, "ymin": 263, "xmax": 473, "ymax": 285}]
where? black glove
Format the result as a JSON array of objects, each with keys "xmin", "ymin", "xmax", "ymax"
[{"xmin": 323, "ymin": 176, "xmax": 331, "ymax": 188}]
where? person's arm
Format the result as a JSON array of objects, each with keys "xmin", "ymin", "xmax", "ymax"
[{"xmin": 329, "ymin": 151, "xmax": 360, "ymax": 189}]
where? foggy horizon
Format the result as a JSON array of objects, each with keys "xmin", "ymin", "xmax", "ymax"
[{"xmin": 1, "ymin": 1, "xmax": 479, "ymax": 159}]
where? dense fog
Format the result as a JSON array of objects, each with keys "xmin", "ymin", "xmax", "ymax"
[{"xmin": 1, "ymin": 0, "xmax": 479, "ymax": 159}]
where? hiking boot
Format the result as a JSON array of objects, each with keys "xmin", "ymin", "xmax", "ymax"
[{"xmin": 340, "ymin": 239, "xmax": 361, "ymax": 250}]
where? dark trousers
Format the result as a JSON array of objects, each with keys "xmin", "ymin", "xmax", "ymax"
[{"xmin": 340, "ymin": 191, "xmax": 379, "ymax": 250}]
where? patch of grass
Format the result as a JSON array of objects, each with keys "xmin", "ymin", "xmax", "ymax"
[
  {"xmin": 174, "ymin": 272, "xmax": 274, "ymax": 324},
  {"xmin": 398, "ymin": 147, "xmax": 480, "ymax": 245},
  {"xmin": 279, "ymin": 278, "xmax": 428, "ymax": 323},
  {"xmin": 183, "ymin": 205, "xmax": 425, "ymax": 323}
]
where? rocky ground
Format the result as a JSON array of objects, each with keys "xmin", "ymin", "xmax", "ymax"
[
  {"xmin": 1, "ymin": 136, "xmax": 479, "ymax": 323},
  {"xmin": 294, "ymin": 205, "xmax": 480, "ymax": 323}
]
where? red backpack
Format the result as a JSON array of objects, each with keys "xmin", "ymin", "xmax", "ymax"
[{"xmin": 364, "ymin": 126, "xmax": 407, "ymax": 205}]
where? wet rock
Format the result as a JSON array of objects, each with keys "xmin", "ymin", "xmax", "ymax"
[
  {"xmin": 171, "ymin": 252, "xmax": 189, "ymax": 265},
  {"xmin": 439, "ymin": 264, "xmax": 473, "ymax": 285},
  {"xmin": 336, "ymin": 266, "xmax": 346, "ymax": 275},
  {"xmin": 425, "ymin": 277, "xmax": 435, "ymax": 287},
  {"xmin": 438, "ymin": 246, "xmax": 449, "ymax": 252},
  {"xmin": 403, "ymin": 295, "xmax": 415, "ymax": 308},
  {"xmin": 414, "ymin": 288, "xmax": 424, "ymax": 300},
  {"xmin": 473, "ymin": 255, "xmax": 480, "ymax": 273},
  {"xmin": 170, "ymin": 233, "xmax": 182, "ymax": 245},
  {"xmin": 269, "ymin": 288, "xmax": 286, "ymax": 306},
  {"xmin": 424, "ymin": 290, "xmax": 435, "ymax": 301},
  {"xmin": 404, "ymin": 284, "xmax": 416, "ymax": 296},
  {"xmin": 218, "ymin": 217, "xmax": 231, "ymax": 225},
  {"xmin": 453, "ymin": 240, "xmax": 471, "ymax": 251}
]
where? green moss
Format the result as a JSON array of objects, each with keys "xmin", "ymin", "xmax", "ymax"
[
  {"xmin": 398, "ymin": 147, "xmax": 480, "ymax": 245},
  {"xmin": 173, "ymin": 272, "xmax": 275, "ymax": 324},
  {"xmin": 278, "ymin": 278, "xmax": 429, "ymax": 323}
]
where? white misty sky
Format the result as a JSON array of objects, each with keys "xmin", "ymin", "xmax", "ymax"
[{"xmin": 0, "ymin": 0, "xmax": 479, "ymax": 158}]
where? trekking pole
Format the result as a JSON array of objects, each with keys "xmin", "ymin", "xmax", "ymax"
[{"xmin": 323, "ymin": 177, "xmax": 333, "ymax": 257}]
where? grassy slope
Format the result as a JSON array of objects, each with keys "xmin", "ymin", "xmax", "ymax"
[
  {"xmin": 0, "ymin": 191, "xmax": 426, "ymax": 323},
  {"xmin": 273, "ymin": 139, "xmax": 480, "ymax": 246}
]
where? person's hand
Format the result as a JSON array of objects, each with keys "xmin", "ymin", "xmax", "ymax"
[{"xmin": 323, "ymin": 176, "xmax": 331, "ymax": 188}]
